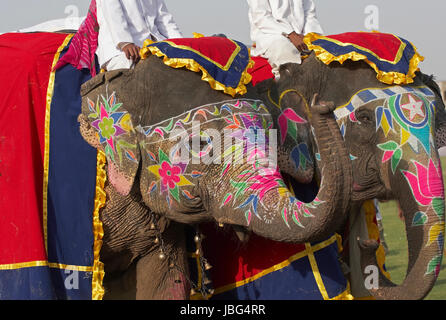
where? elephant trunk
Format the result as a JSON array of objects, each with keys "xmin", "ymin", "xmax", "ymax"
[
  {"xmin": 243, "ymin": 103, "xmax": 353, "ymax": 243},
  {"xmin": 359, "ymin": 157, "xmax": 445, "ymax": 300}
]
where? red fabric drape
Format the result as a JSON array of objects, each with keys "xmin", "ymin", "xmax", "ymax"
[
  {"xmin": 0, "ymin": 32, "xmax": 68, "ymax": 264},
  {"xmin": 247, "ymin": 56, "xmax": 274, "ymax": 86}
]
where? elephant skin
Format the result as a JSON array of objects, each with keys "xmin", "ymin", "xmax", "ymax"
[
  {"xmin": 274, "ymin": 54, "xmax": 446, "ymax": 299},
  {"xmin": 78, "ymin": 54, "xmax": 353, "ymax": 298}
]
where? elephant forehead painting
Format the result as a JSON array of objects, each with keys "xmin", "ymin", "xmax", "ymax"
[
  {"xmin": 86, "ymin": 94, "xmax": 324, "ymax": 229},
  {"xmin": 335, "ymin": 86, "xmax": 437, "ymax": 154},
  {"xmin": 140, "ymin": 99, "xmax": 275, "ymax": 208},
  {"xmin": 335, "ymin": 85, "xmax": 445, "ymax": 279},
  {"xmin": 87, "ymin": 91, "xmax": 137, "ymax": 165}
]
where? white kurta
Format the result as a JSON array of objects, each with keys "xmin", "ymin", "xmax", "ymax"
[
  {"xmin": 96, "ymin": 0, "xmax": 183, "ymax": 68},
  {"xmin": 247, "ymin": 0, "xmax": 323, "ymax": 76}
]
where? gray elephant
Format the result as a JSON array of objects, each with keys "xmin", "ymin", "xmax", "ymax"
[
  {"xmin": 266, "ymin": 53, "xmax": 446, "ymax": 299},
  {"xmin": 78, "ymin": 51, "xmax": 352, "ymax": 299},
  {"xmin": 79, "ymin": 34, "xmax": 446, "ymax": 299}
]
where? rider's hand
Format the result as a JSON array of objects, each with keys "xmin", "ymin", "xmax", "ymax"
[
  {"xmin": 287, "ymin": 32, "xmax": 308, "ymax": 52},
  {"xmin": 121, "ymin": 43, "xmax": 141, "ymax": 62}
]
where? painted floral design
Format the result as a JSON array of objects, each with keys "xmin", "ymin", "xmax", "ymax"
[
  {"xmin": 377, "ymin": 140, "xmax": 402, "ymax": 174},
  {"xmin": 248, "ymin": 167, "xmax": 285, "ymax": 200},
  {"xmin": 278, "ymin": 108, "xmax": 307, "ymax": 145},
  {"xmin": 88, "ymin": 92, "xmax": 137, "ymax": 164},
  {"xmin": 402, "ymin": 160, "xmax": 444, "ymax": 277},
  {"xmin": 159, "ymin": 161, "xmax": 182, "ymax": 189},
  {"xmin": 147, "ymin": 148, "xmax": 196, "ymax": 205},
  {"xmin": 142, "ymin": 100, "xmax": 271, "ymax": 141},
  {"xmin": 98, "ymin": 117, "xmax": 116, "ymax": 140},
  {"xmin": 335, "ymin": 86, "xmax": 444, "ymax": 280},
  {"xmin": 402, "ymin": 159, "xmax": 445, "ymax": 208},
  {"xmin": 291, "ymin": 143, "xmax": 312, "ymax": 171},
  {"xmin": 222, "ymin": 164, "xmax": 321, "ymax": 228}
]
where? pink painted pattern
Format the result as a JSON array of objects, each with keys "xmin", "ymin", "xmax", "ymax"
[
  {"xmin": 159, "ymin": 162, "xmax": 181, "ymax": 190},
  {"xmin": 278, "ymin": 108, "xmax": 307, "ymax": 145},
  {"xmin": 402, "ymin": 159, "xmax": 445, "ymax": 206},
  {"xmin": 248, "ymin": 168, "xmax": 284, "ymax": 201}
]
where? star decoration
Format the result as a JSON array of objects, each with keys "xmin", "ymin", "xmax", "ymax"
[{"xmin": 401, "ymin": 94, "xmax": 425, "ymax": 121}]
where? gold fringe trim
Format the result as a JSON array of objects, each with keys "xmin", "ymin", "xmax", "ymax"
[
  {"xmin": 193, "ymin": 32, "xmax": 205, "ymax": 39},
  {"xmin": 304, "ymin": 32, "xmax": 424, "ymax": 85},
  {"xmin": 0, "ymin": 260, "xmax": 93, "ymax": 272},
  {"xmin": 91, "ymin": 149, "xmax": 107, "ymax": 300},
  {"xmin": 140, "ymin": 39, "xmax": 254, "ymax": 97}
]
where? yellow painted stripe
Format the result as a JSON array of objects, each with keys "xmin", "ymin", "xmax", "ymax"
[
  {"xmin": 267, "ymin": 88, "xmax": 312, "ymax": 120},
  {"xmin": 267, "ymin": 89, "xmax": 281, "ymax": 110}
]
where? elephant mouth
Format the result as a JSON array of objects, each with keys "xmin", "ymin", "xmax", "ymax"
[
  {"xmin": 352, "ymin": 182, "xmax": 364, "ymax": 192},
  {"xmin": 351, "ymin": 181, "xmax": 388, "ymax": 202}
]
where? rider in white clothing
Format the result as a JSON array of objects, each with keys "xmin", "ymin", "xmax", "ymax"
[
  {"xmin": 247, "ymin": 0, "xmax": 323, "ymax": 78},
  {"xmin": 96, "ymin": 0, "xmax": 183, "ymax": 70}
]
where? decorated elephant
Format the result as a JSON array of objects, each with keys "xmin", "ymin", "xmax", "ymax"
[
  {"xmin": 78, "ymin": 30, "xmax": 446, "ymax": 300},
  {"xmin": 78, "ymin": 36, "xmax": 354, "ymax": 299},
  {"xmin": 2, "ymin": 30, "xmax": 443, "ymax": 300},
  {"xmin": 0, "ymin": 31, "xmax": 353, "ymax": 300},
  {"xmin": 263, "ymin": 31, "xmax": 446, "ymax": 299}
]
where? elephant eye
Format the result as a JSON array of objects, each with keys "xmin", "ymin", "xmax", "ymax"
[
  {"xmin": 357, "ymin": 112, "xmax": 373, "ymax": 124},
  {"xmin": 360, "ymin": 115, "xmax": 370, "ymax": 121}
]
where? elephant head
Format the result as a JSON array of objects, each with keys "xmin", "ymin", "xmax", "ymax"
[
  {"xmin": 277, "ymin": 54, "xmax": 445, "ymax": 299},
  {"xmin": 78, "ymin": 55, "xmax": 352, "ymax": 245},
  {"xmin": 253, "ymin": 79, "xmax": 318, "ymax": 185}
]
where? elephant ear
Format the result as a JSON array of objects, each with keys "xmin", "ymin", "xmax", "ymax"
[
  {"xmin": 80, "ymin": 73, "xmax": 141, "ymax": 196},
  {"xmin": 280, "ymin": 91, "xmax": 310, "ymax": 120},
  {"xmin": 416, "ymin": 72, "xmax": 446, "ymax": 148}
]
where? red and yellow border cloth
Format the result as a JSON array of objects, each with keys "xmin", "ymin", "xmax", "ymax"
[
  {"xmin": 192, "ymin": 228, "xmax": 353, "ymax": 300},
  {"xmin": 304, "ymin": 31, "xmax": 424, "ymax": 85},
  {"xmin": 140, "ymin": 33, "xmax": 254, "ymax": 97},
  {"xmin": 190, "ymin": 179, "xmax": 354, "ymax": 300}
]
